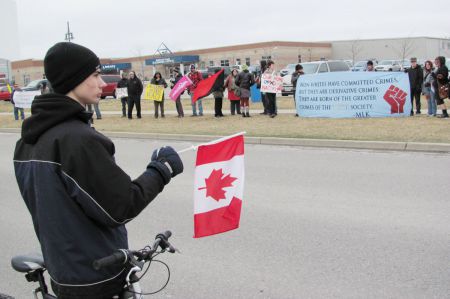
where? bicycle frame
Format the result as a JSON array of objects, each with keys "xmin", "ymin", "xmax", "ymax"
[{"xmin": 12, "ymin": 230, "xmax": 175, "ymax": 298}]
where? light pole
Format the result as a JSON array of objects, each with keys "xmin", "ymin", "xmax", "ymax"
[{"xmin": 65, "ymin": 22, "xmax": 74, "ymax": 42}]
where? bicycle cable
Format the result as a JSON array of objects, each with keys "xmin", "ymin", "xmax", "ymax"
[{"xmin": 126, "ymin": 259, "xmax": 171, "ymax": 296}]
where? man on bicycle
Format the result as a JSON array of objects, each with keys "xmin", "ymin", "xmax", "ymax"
[{"xmin": 13, "ymin": 42, "xmax": 183, "ymax": 298}]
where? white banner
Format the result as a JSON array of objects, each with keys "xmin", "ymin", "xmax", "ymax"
[
  {"xmin": 115, "ymin": 88, "xmax": 128, "ymax": 98},
  {"xmin": 13, "ymin": 90, "xmax": 41, "ymax": 108},
  {"xmin": 295, "ymin": 72, "xmax": 411, "ymax": 118}
]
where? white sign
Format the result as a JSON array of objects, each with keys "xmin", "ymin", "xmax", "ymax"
[
  {"xmin": 260, "ymin": 73, "xmax": 283, "ymax": 94},
  {"xmin": 13, "ymin": 90, "xmax": 41, "ymax": 108},
  {"xmin": 115, "ymin": 88, "xmax": 128, "ymax": 98}
]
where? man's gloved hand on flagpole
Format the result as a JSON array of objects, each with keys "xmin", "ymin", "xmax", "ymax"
[{"xmin": 147, "ymin": 146, "xmax": 184, "ymax": 184}]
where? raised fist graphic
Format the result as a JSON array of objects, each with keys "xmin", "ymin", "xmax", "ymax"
[{"xmin": 383, "ymin": 85, "xmax": 407, "ymax": 114}]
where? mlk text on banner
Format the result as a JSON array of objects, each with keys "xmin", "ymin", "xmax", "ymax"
[
  {"xmin": 260, "ymin": 73, "xmax": 283, "ymax": 94},
  {"xmin": 193, "ymin": 133, "xmax": 245, "ymax": 238},
  {"xmin": 169, "ymin": 75, "xmax": 192, "ymax": 101},
  {"xmin": 295, "ymin": 72, "xmax": 411, "ymax": 118},
  {"xmin": 13, "ymin": 90, "xmax": 41, "ymax": 108},
  {"xmin": 143, "ymin": 84, "xmax": 164, "ymax": 101}
]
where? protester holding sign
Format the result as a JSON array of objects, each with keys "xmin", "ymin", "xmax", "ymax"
[
  {"xmin": 170, "ymin": 68, "xmax": 184, "ymax": 117},
  {"xmin": 422, "ymin": 61, "xmax": 436, "ymax": 117},
  {"xmin": 150, "ymin": 72, "xmax": 168, "ymax": 118},
  {"xmin": 432, "ymin": 56, "xmax": 449, "ymax": 118},
  {"xmin": 224, "ymin": 69, "xmax": 241, "ymax": 115},
  {"xmin": 291, "ymin": 64, "xmax": 304, "ymax": 117},
  {"xmin": 407, "ymin": 57, "xmax": 423, "ymax": 116},
  {"xmin": 258, "ymin": 60, "xmax": 268, "ymax": 115},
  {"xmin": 127, "ymin": 71, "xmax": 143, "ymax": 119},
  {"xmin": 117, "ymin": 73, "xmax": 129, "ymax": 117},
  {"xmin": 263, "ymin": 60, "xmax": 278, "ymax": 118},
  {"xmin": 11, "ymin": 84, "xmax": 25, "ymax": 120},
  {"xmin": 187, "ymin": 64, "xmax": 203, "ymax": 116},
  {"xmin": 235, "ymin": 64, "xmax": 254, "ymax": 117}
]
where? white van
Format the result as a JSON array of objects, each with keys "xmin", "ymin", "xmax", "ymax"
[{"xmin": 281, "ymin": 60, "xmax": 350, "ymax": 96}]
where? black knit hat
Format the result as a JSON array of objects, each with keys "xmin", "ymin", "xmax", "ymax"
[{"xmin": 44, "ymin": 42, "xmax": 101, "ymax": 94}]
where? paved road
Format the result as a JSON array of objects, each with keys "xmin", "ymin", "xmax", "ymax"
[{"xmin": 1, "ymin": 132, "xmax": 449, "ymax": 299}]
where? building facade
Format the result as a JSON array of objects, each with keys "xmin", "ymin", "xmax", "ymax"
[
  {"xmin": 331, "ymin": 37, "xmax": 450, "ymax": 63},
  {"xmin": 12, "ymin": 37, "xmax": 450, "ymax": 87},
  {"xmin": 11, "ymin": 41, "xmax": 332, "ymax": 86}
]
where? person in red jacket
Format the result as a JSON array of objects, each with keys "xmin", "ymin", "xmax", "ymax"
[{"xmin": 187, "ymin": 64, "xmax": 203, "ymax": 116}]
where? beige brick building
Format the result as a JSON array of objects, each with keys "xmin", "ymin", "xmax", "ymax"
[{"xmin": 11, "ymin": 41, "xmax": 332, "ymax": 86}]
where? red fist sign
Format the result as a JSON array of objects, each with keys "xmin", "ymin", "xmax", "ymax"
[{"xmin": 383, "ymin": 85, "xmax": 407, "ymax": 114}]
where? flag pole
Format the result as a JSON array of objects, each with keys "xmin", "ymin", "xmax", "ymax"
[{"xmin": 176, "ymin": 131, "xmax": 246, "ymax": 154}]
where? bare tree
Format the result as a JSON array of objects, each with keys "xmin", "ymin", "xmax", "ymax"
[
  {"xmin": 134, "ymin": 48, "xmax": 147, "ymax": 81},
  {"xmin": 348, "ymin": 39, "xmax": 363, "ymax": 65},
  {"xmin": 395, "ymin": 38, "xmax": 414, "ymax": 69}
]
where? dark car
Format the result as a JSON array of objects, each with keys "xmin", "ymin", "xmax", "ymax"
[{"xmin": 101, "ymin": 75, "xmax": 121, "ymax": 99}]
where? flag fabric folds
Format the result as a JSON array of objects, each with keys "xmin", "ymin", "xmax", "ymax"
[
  {"xmin": 169, "ymin": 75, "xmax": 192, "ymax": 101},
  {"xmin": 193, "ymin": 133, "xmax": 245, "ymax": 238},
  {"xmin": 192, "ymin": 69, "xmax": 225, "ymax": 103}
]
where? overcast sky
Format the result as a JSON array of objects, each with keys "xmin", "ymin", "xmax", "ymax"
[{"xmin": 12, "ymin": 0, "xmax": 450, "ymax": 60}]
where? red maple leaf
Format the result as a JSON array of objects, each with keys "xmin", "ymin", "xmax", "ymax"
[{"xmin": 198, "ymin": 169, "xmax": 237, "ymax": 201}]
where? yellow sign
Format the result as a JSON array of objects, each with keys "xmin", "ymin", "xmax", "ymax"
[
  {"xmin": 143, "ymin": 84, "xmax": 164, "ymax": 102},
  {"xmin": 6, "ymin": 84, "xmax": 12, "ymax": 94}
]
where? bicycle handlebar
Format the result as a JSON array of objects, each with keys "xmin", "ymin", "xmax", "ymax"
[
  {"xmin": 93, "ymin": 251, "xmax": 126, "ymax": 270},
  {"xmin": 93, "ymin": 231, "xmax": 176, "ymax": 270}
]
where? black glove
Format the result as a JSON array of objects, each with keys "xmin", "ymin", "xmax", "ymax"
[{"xmin": 148, "ymin": 146, "xmax": 183, "ymax": 184}]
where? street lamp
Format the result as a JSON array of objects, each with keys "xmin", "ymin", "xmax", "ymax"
[{"xmin": 65, "ymin": 22, "xmax": 74, "ymax": 42}]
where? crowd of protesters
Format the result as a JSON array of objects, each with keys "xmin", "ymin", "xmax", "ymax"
[{"xmin": 7, "ymin": 57, "xmax": 450, "ymax": 120}]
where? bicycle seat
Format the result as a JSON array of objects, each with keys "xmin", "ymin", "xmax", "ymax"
[{"xmin": 11, "ymin": 253, "xmax": 45, "ymax": 273}]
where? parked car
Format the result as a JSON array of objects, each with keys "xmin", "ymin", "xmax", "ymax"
[
  {"xmin": 100, "ymin": 74, "xmax": 121, "ymax": 99},
  {"xmin": 280, "ymin": 64, "xmax": 297, "ymax": 77},
  {"xmin": 0, "ymin": 85, "xmax": 11, "ymax": 101},
  {"xmin": 374, "ymin": 60, "xmax": 402, "ymax": 72},
  {"xmin": 281, "ymin": 60, "xmax": 350, "ymax": 96},
  {"xmin": 351, "ymin": 60, "xmax": 377, "ymax": 71},
  {"xmin": 22, "ymin": 79, "xmax": 50, "ymax": 91},
  {"xmin": 344, "ymin": 60, "xmax": 353, "ymax": 68}
]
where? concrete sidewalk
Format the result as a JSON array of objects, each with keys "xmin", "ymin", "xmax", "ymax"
[{"xmin": 2, "ymin": 128, "xmax": 449, "ymax": 153}]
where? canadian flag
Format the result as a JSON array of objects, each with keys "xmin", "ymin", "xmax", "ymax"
[{"xmin": 193, "ymin": 134, "xmax": 244, "ymax": 238}]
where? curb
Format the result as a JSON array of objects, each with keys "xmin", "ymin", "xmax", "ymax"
[
  {"xmin": 2, "ymin": 128, "xmax": 449, "ymax": 153},
  {"xmin": 101, "ymin": 131, "xmax": 450, "ymax": 153}
]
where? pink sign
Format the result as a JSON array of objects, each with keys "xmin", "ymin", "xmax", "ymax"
[{"xmin": 169, "ymin": 76, "xmax": 193, "ymax": 101}]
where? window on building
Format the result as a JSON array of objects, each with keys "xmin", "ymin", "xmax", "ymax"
[
  {"xmin": 220, "ymin": 60, "xmax": 230, "ymax": 66},
  {"xmin": 236, "ymin": 58, "xmax": 241, "ymax": 65},
  {"xmin": 200, "ymin": 62, "xmax": 206, "ymax": 69},
  {"xmin": 298, "ymin": 55, "xmax": 302, "ymax": 63},
  {"xmin": 245, "ymin": 58, "xmax": 251, "ymax": 66},
  {"xmin": 261, "ymin": 56, "xmax": 271, "ymax": 61},
  {"xmin": 209, "ymin": 61, "xmax": 214, "ymax": 67}
]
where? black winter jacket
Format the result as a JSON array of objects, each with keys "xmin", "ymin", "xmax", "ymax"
[
  {"xmin": 117, "ymin": 78, "xmax": 128, "ymax": 88},
  {"xmin": 407, "ymin": 65, "xmax": 423, "ymax": 91},
  {"xmin": 235, "ymin": 70, "xmax": 254, "ymax": 90},
  {"xmin": 14, "ymin": 95, "xmax": 169, "ymax": 298},
  {"xmin": 127, "ymin": 77, "xmax": 143, "ymax": 97}
]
